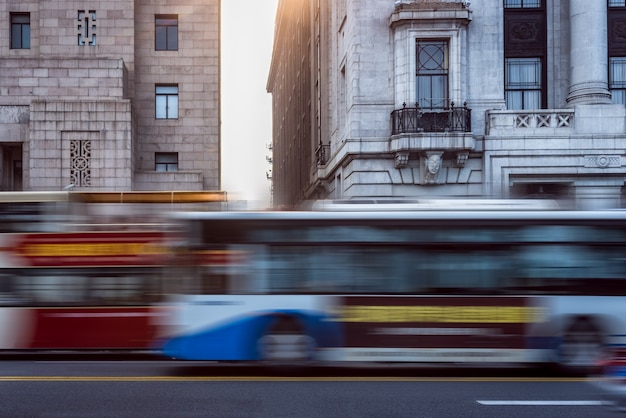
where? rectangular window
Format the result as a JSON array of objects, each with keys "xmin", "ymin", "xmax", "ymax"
[
  {"xmin": 505, "ymin": 58, "xmax": 542, "ymax": 109},
  {"xmin": 155, "ymin": 85, "xmax": 179, "ymax": 119},
  {"xmin": 610, "ymin": 57, "xmax": 626, "ymax": 105},
  {"xmin": 10, "ymin": 13, "xmax": 30, "ymax": 49},
  {"xmin": 155, "ymin": 153, "xmax": 178, "ymax": 172},
  {"xmin": 609, "ymin": 0, "xmax": 626, "ymax": 8},
  {"xmin": 416, "ymin": 40, "xmax": 448, "ymax": 109},
  {"xmin": 504, "ymin": 0, "xmax": 541, "ymax": 7},
  {"xmin": 155, "ymin": 15, "xmax": 178, "ymax": 51}
]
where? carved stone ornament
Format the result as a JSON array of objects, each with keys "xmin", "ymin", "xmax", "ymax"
[
  {"xmin": 395, "ymin": 152, "xmax": 409, "ymax": 168},
  {"xmin": 455, "ymin": 151, "xmax": 469, "ymax": 167},
  {"xmin": 423, "ymin": 151, "xmax": 443, "ymax": 184},
  {"xmin": 614, "ymin": 21, "xmax": 626, "ymax": 40},
  {"xmin": 584, "ymin": 155, "xmax": 622, "ymax": 169},
  {"xmin": 511, "ymin": 22, "xmax": 538, "ymax": 41}
]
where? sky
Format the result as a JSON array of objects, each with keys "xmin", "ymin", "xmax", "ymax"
[{"xmin": 221, "ymin": 0, "xmax": 279, "ymax": 206}]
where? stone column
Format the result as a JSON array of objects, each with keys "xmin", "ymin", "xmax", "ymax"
[{"xmin": 566, "ymin": 0, "xmax": 612, "ymax": 106}]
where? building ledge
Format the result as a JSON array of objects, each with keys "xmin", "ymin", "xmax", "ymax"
[
  {"xmin": 390, "ymin": 2, "xmax": 471, "ymax": 28},
  {"xmin": 390, "ymin": 132, "xmax": 475, "ymax": 153},
  {"xmin": 134, "ymin": 171, "xmax": 204, "ymax": 191}
]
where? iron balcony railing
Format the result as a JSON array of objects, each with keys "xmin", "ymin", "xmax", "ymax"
[
  {"xmin": 391, "ymin": 101, "xmax": 472, "ymax": 135},
  {"xmin": 315, "ymin": 143, "xmax": 330, "ymax": 166}
]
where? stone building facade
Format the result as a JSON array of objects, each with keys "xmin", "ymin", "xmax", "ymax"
[
  {"xmin": 0, "ymin": 0, "xmax": 220, "ymax": 191},
  {"xmin": 267, "ymin": 0, "xmax": 626, "ymax": 209}
]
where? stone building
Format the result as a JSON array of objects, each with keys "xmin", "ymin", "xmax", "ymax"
[
  {"xmin": 267, "ymin": 0, "xmax": 626, "ymax": 209},
  {"xmin": 0, "ymin": 0, "xmax": 220, "ymax": 191}
]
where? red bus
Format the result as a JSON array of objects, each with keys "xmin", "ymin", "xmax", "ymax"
[{"xmin": 0, "ymin": 190, "xmax": 225, "ymax": 351}]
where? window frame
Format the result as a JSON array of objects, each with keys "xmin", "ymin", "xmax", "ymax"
[
  {"xmin": 155, "ymin": 14, "xmax": 179, "ymax": 51},
  {"xmin": 155, "ymin": 84, "xmax": 179, "ymax": 120},
  {"xmin": 155, "ymin": 152, "xmax": 179, "ymax": 172},
  {"xmin": 610, "ymin": 57, "xmax": 626, "ymax": 105},
  {"xmin": 415, "ymin": 40, "xmax": 449, "ymax": 109},
  {"xmin": 505, "ymin": 57, "xmax": 543, "ymax": 110},
  {"xmin": 503, "ymin": 2, "xmax": 547, "ymax": 109},
  {"xmin": 77, "ymin": 10, "xmax": 97, "ymax": 46},
  {"xmin": 10, "ymin": 12, "xmax": 31, "ymax": 50},
  {"xmin": 504, "ymin": 0, "xmax": 542, "ymax": 8},
  {"xmin": 609, "ymin": 2, "xmax": 626, "ymax": 105}
]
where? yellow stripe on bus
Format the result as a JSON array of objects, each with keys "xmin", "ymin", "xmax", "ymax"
[
  {"xmin": 335, "ymin": 306, "xmax": 546, "ymax": 323},
  {"xmin": 20, "ymin": 243, "xmax": 166, "ymax": 257}
]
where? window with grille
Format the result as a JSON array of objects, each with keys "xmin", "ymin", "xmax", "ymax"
[
  {"xmin": 77, "ymin": 10, "xmax": 96, "ymax": 46},
  {"xmin": 70, "ymin": 140, "xmax": 91, "ymax": 187},
  {"xmin": 415, "ymin": 40, "xmax": 448, "ymax": 109}
]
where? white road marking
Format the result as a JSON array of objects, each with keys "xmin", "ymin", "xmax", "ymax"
[{"xmin": 477, "ymin": 400, "xmax": 606, "ymax": 406}]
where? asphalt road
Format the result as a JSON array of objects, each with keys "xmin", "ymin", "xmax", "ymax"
[{"xmin": 0, "ymin": 357, "xmax": 618, "ymax": 417}]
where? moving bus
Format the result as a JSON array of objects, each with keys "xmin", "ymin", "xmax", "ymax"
[
  {"xmin": 0, "ymin": 190, "xmax": 225, "ymax": 351},
  {"xmin": 161, "ymin": 201, "xmax": 626, "ymax": 372}
]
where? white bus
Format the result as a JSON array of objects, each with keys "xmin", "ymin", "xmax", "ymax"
[{"xmin": 160, "ymin": 202, "xmax": 626, "ymax": 372}]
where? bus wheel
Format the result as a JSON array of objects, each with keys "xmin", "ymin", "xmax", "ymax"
[
  {"xmin": 558, "ymin": 318, "xmax": 606, "ymax": 374},
  {"xmin": 258, "ymin": 316, "xmax": 314, "ymax": 364}
]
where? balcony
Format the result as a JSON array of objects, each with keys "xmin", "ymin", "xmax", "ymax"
[
  {"xmin": 391, "ymin": 101, "xmax": 472, "ymax": 135},
  {"xmin": 315, "ymin": 143, "xmax": 330, "ymax": 166},
  {"xmin": 390, "ymin": 101, "xmax": 475, "ymax": 156},
  {"xmin": 485, "ymin": 109, "xmax": 575, "ymax": 136}
]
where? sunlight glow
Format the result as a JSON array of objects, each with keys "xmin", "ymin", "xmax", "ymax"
[{"xmin": 221, "ymin": 1, "xmax": 279, "ymax": 207}]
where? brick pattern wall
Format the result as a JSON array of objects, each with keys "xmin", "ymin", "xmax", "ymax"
[
  {"xmin": 0, "ymin": 0, "xmax": 220, "ymax": 192},
  {"xmin": 0, "ymin": 58, "xmax": 126, "ymax": 105},
  {"xmin": 134, "ymin": 0, "xmax": 220, "ymax": 191},
  {"xmin": 28, "ymin": 100, "xmax": 133, "ymax": 190}
]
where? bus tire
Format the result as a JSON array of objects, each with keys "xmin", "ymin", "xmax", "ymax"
[
  {"xmin": 558, "ymin": 317, "xmax": 606, "ymax": 375},
  {"xmin": 257, "ymin": 316, "xmax": 315, "ymax": 365}
]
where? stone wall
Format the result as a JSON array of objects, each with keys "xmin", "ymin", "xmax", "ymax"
[
  {"xmin": 0, "ymin": 58, "xmax": 126, "ymax": 106},
  {"xmin": 0, "ymin": 0, "xmax": 221, "ymax": 192},
  {"xmin": 28, "ymin": 100, "xmax": 133, "ymax": 190},
  {"xmin": 133, "ymin": 0, "xmax": 220, "ymax": 191}
]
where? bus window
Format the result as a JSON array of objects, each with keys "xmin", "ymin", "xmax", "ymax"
[
  {"xmin": 178, "ymin": 246, "xmax": 255, "ymax": 295},
  {"xmin": 411, "ymin": 248, "xmax": 513, "ymax": 294},
  {"xmin": 263, "ymin": 246, "xmax": 420, "ymax": 294},
  {"xmin": 90, "ymin": 275, "xmax": 147, "ymax": 305},
  {"xmin": 514, "ymin": 243, "xmax": 626, "ymax": 295},
  {"xmin": 200, "ymin": 270, "xmax": 228, "ymax": 294},
  {"xmin": 16, "ymin": 272, "xmax": 88, "ymax": 305}
]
